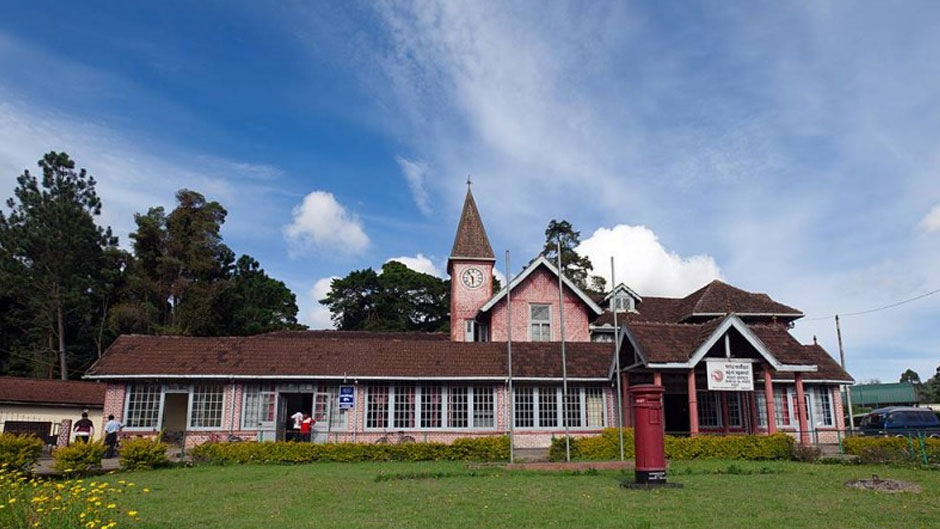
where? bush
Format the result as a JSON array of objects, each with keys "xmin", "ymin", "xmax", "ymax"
[
  {"xmin": 0, "ymin": 433, "xmax": 44, "ymax": 471},
  {"xmin": 191, "ymin": 436, "xmax": 510, "ymax": 465},
  {"xmin": 790, "ymin": 443, "xmax": 821, "ymax": 463},
  {"xmin": 53, "ymin": 441, "xmax": 107, "ymax": 475},
  {"xmin": 842, "ymin": 435, "xmax": 940, "ymax": 465},
  {"xmin": 120, "ymin": 437, "xmax": 170, "ymax": 470},
  {"xmin": 549, "ymin": 429, "xmax": 794, "ymax": 461}
]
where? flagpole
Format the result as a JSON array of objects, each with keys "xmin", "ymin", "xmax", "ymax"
[
  {"xmin": 557, "ymin": 241, "xmax": 570, "ymax": 462},
  {"xmin": 611, "ymin": 256, "xmax": 625, "ymax": 461},
  {"xmin": 506, "ymin": 250, "xmax": 515, "ymax": 464}
]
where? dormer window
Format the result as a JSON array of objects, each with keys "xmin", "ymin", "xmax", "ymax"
[{"xmin": 611, "ymin": 294, "xmax": 634, "ymax": 312}]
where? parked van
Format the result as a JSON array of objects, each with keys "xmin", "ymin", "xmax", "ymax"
[{"xmin": 858, "ymin": 406, "xmax": 940, "ymax": 437}]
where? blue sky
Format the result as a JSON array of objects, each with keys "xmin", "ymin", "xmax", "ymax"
[{"xmin": 1, "ymin": 1, "xmax": 939, "ymax": 383}]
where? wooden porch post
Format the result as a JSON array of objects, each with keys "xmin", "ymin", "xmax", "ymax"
[
  {"xmin": 621, "ymin": 372, "xmax": 632, "ymax": 427},
  {"xmin": 720, "ymin": 392, "xmax": 729, "ymax": 434},
  {"xmin": 653, "ymin": 371, "xmax": 662, "ymax": 387},
  {"xmin": 795, "ymin": 373, "xmax": 809, "ymax": 445},
  {"xmin": 687, "ymin": 370, "xmax": 699, "ymax": 436},
  {"xmin": 748, "ymin": 391, "xmax": 759, "ymax": 434},
  {"xmin": 762, "ymin": 364, "xmax": 777, "ymax": 434}
]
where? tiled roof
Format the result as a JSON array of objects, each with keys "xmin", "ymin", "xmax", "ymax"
[
  {"xmin": 449, "ymin": 188, "xmax": 495, "ymax": 261},
  {"xmin": 622, "ymin": 320, "xmax": 852, "ymax": 382},
  {"xmin": 86, "ymin": 334, "xmax": 614, "ymax": 380},
  {"xmin": 0, "ymin": 376, "xmax": 107, "ymax": 407}
]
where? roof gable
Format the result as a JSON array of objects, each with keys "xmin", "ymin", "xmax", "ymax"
[
  {"xmin": 448, "ymin": 188, "xmax": 494, "ymax": 262},
  {"xmin": 478, "ymin": 255, "xmax": 604, "ymax": 315},
  {"xmin": 682, "ymin": 280, "xmax": 803, "ymax": 319},
  {"xmin": 0, "ymin": 376, "xmax": 106, "ymax": 407}
]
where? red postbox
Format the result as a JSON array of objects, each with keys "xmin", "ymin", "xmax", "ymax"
[{"xmin": 630, "ymin": 384, "xmax": 667, "ymax": 485}]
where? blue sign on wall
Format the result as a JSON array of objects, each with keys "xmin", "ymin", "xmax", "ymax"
[{"xmin": 338, "ymin": 385, "xmax": 356, "ymax": 409}]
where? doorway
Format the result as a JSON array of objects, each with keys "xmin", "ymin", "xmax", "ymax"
[
  {"xmin": 664, "ymin": 393, "xmax": 690, "ymax": 435},
  {"xmin": 277, "ymin": 392, "xmax": 313, "ymax": 441},
  {"xmin": 162, "ymin": 392, "xmax": 189, "ymax": 443}
]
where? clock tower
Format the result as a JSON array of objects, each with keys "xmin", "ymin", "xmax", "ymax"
[{"xmin": 448, "ymin": 185, "xmax": 495, "ymax": 342}]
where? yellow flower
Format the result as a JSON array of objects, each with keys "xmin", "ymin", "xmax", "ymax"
[
  {"xmin": 107, "ymin": 503, "xmax": 117, "ymax": 509},
  {"xmin": 128, "ymin": 510, "xmax": 138, "ymax": 517},
  {"xmin": 143, "ymin": 488, "xmax": 150, "ymax": 493},
  {"xmin": 8, "ymin": 498, "xmax": 16, "ymax": 504}
]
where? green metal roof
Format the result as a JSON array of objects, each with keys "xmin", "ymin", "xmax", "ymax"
[{"xmin": 849, "ymin": 382, "xmax": 918, "ymax": 406}]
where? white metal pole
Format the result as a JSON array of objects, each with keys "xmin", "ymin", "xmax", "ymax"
[
  {"xmin": 557, "ymin": 241, "xmax": 570, "ymax": 462},
  {"xmin": 506, "ymin": 250, "xmax": 515, "ymax": 464},
  {"xmin": 611, "ymin": 256, "xmax": 625, "ymax": 461},
  {"xmin": 835, "ymin": 315, "xmax": 855, "ymax": 432}
]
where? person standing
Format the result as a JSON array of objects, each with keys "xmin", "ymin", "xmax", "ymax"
[
  {"xmin": 104, "ymin": 415, "xmax": 124, "ymax": 458},
  {"xmin": 73, "ymin": 412, "xmax": 94, "ymax": 443},
  {"xmin": 289, "ymin": 411, "xmax": 303, "ymax": 442},
  {"xmin": 300, "ymin": 413, "xmax": 314, "ymax": 442}
]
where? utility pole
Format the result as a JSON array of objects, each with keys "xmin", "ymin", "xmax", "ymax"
[
  {"xmin": 611, "ymin": 256, "xmax": 625, "ymax": 461},
  {"xmin": 506, "ymin": 250, "xmax": 515, "ymax": 464},
  {"xmin": 835, "ymin": 315, "xmax": 855, "ymax": 431},
  {"xmin": 557, "ymin": 241, "xmax": 570, "ymax": 462}
]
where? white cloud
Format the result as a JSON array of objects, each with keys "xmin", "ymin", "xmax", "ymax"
[
  {"xmin": 283, "ymin": 191, "xmax": 370, "ymax": 255},
  {"xmin": 385, "ymin": 253, "xmax": 442, "ymax": 277},
  {"xmin": 577, "ymin": 225, "xmax": 723, "ymax": 297},
  {"xmin": 395, "ymin": 156, "xmax": 432, "ymax": 215},
  {"xmin": 920, "ymin": 204, "xmax": 940, "ymax": 232},
  {"xmin": 307, "ymin": 276, "xmax": 337, "ymax": 329}
]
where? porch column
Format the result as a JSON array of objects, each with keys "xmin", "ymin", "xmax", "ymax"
[
  {"xmin": 795, "ymin": 373, "xmax": 809, "ymax": 445},
  {"xmin": 621, "ymin": 372, "xmax": 632, "ymax": 427},
  {"xmin": 762, "ymin": 364, "xmax": 777, "ymax": 434},
  {"xmin": 748, "ymin": 391, "xmax": 759, "ymax": 434},
  {"xmin": 653, "ymin": 371, "xmax": 662, "ymax": 386},
  {"xmin": 721, "ymin": 392, "xmax": 729, "ymax": 434},
  {"xmin": 687, "ymin": 370, "xmax": 699, "ymax": 436}
]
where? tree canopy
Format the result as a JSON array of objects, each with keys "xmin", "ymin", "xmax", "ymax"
[
  {"xmin": 0, "ymin": 153, "xmax": 304, "ymax": 378},
  {"xmin": 541, "ymin": 219, "xmax": 606, "ymax": 295}
]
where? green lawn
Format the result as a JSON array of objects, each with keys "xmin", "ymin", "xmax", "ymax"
[{"xmin": 102, "ymin": 461, "xmax": 939, "ymax": 529}]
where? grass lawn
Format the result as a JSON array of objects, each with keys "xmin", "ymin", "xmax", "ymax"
[{"xmin": 101, "ymin": 460, "xmax": 939, "ymax": 529}]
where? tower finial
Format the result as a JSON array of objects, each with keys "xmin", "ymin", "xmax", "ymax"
[{"xmin": 467, "ymin": 174, "xmax": 472, "ymax": 189}]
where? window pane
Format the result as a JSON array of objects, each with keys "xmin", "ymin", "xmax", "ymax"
[
  {"xmin": 126, "ymin": 384, "xmax": 161, "ymax": 429},
  {"xmin": 755, "ymin": 391, "xmax": 768, "ymax": 427},
  {"xmin": 421, "ymin": 385, "xmax": 443, "ymax": 428},
  {"xmin": 812, "ymin": 388, "xmax": 833, "ymax": 427},
  {"xmin": 697, "ymin": 392, "xmax": 720, "ymax": 427},
  {"xmin": 242, "ymin": 384, "xmax": 276, "ymax": 429},
  {"xmin": 448, "ymin": 387, "xmax": 468, "ymax": 428},
  {"xmin": 538, "ymin": 387, "xmax": 558, "ymax": 428},
  {"xmin": 727, "ymin": 393, "xmax": 742, "ymax": 427},
  {"xmin": 515, "ymin": 387, "xmax": 534, "ymax": 428},
  {"xmin": 585, "ymin": 387, "xmax": 604, "ymax": 427},
  {"xmin": 530, "ymin": 304, "xmax": 550, "ymax": 321},
  {"xmin": 393, "ymin": 384, "xmax": 416, "ymax": 429},
  {"xmin": 190, "ymin": 385, "xmax": 224, "ymax": 429},
  {"xmin": 773, "ymin": 388, "xmax": 790, "ymax": 426},
  {"xmin": 473, "ymin": 387, "xmax": 494, "ymax": 428},
  {"xmin": 563, "ymin": 388, "xmax": 581, "ymax": 428},
  {"xmin": 366, "ymin": 385, "xmax": 389, "ymax": 429}
]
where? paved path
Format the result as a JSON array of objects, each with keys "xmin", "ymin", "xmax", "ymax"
[{"xmin": 505, "ymin": 460, "xmax": 634, "ymax": 471}]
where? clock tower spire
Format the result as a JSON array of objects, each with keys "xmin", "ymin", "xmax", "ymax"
[{"xmin": 448, "ymin": 184, "xmax": 495, "ymax": 341}]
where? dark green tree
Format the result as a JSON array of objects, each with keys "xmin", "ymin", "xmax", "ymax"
[
  {"xmin": 541, "ymin": 219, "xmax": 606, "ymax": 295},
  {"xmin": 321, "ymin": 261, "xmax": 449, "ymax": 332},
  {"xmin": 225, "ymin": 255, "xmax": 302, "ymax": 335},
  {"xmin": 0, "ymin": 152, "xmax": 118, "ymax": 379},
  {"xmin": 900, "ymin": 369, "xmax": 921, "ymax": 384}
]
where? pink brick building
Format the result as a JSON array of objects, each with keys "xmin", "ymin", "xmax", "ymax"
[{"xmin": 87, "ymin": 187, "xmax": 852, "ymax": 450}]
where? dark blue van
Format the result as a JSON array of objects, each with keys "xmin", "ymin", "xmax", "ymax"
[{"xmin": 858, "ymin": 406, "xmax": 940, "ymax": 437}]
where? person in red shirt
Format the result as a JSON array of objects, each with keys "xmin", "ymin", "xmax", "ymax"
[{"xmin": 300, "ymin": 413, "xmax": 315, "ymax": 442}]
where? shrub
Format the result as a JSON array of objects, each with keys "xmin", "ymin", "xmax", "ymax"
[
  {"xmin": 842, "ymin": 435, "xmax": 940, "ymax": 465},
  {"xmin": 191, "ymin": 436, "xmax": 510, "ymax": 465},
  {"xmin": 120, "ymin": 437, "xmax": 170, "ymax": 470},
  {"xmin": 790, "ymin": 443, "xmax": 821, "ymax": 463},
  {"xmin": 53, "ymin": 441, "xmax": 107, "ymax": 475},
  {"xmin": 0, "ymin": 432, "xmax": 44, "ymax": 471},
  {"xmin": 549, "ymin": 429, "xmax": 794, "ymax": 461}
]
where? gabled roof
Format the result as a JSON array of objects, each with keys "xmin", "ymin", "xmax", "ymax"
[
  {"xmin": 603, "ymin": 283, "xmax": 643, "ymax": 304},
  {"xmin": 0, "ymin": 376, "xmax": 106, "ymax": 407},
  {"xmin": 678, "ymin": 280, "xmax": 803, "ymax": 319},
  {"xmin": 619, "ymin": 315, "xmax": 852, "ymax": 382},
  {"xmin": 86, "ymin": 333, "xmax": 614, "ymax": 380},
  {"xmin": 478, "ymin": 255, "xmax": 604, "ymax": 315},
  {"xmin": 448, "ymin": 188, "xmax": 494, "ymax": 262}
]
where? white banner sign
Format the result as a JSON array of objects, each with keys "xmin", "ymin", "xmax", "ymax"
[{"xmin": 705, "ymin": 360, "xmax": 754, "ymax": 391}]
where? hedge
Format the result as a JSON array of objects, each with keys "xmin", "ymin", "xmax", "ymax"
[
  {"xmin": 0, "ymin": 433, "xmax": 44, "ymax": 471},
  {"xmin": 52, "ymin": 441, "xmax": 107, "ymax": 475},
  {"xmin": 842, "ymin": 435, "xmax": 940, "ymax": 464},
  {"xmin": 120, "ymin": 437, "xmax": 170, "ymax": 470},
  {"xmin": 190, "ymin": 436, "xmax": 510, "ymax": 464},
  {"xmin": 549, "ymin": 428, "xmax": 794, "ymax": 461}
]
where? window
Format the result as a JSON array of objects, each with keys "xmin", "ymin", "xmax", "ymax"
[
  {"xmin": 697, "ymin": 391, "xmax": 721, "ymax": 428},
  {"xmin": 421, "ymin": 385, "xmax": 443, "ymax": 428},
  {"xmin": 313, "ymin": 387, "xmax": 346, "ymax": 430},
  {"xmin": 473, "ymin": 387, "xmax": 495, "ymax": 428},
  {"xmin": 611, "ymin": 295, "xmax": 634, "ymax": 312},
  {"xmin": 125, "ymin": 384, "xmax": 161, "ymax": 429},
  {"xmin": 366, "ymin": 385, "xmax": 389, "ymax": 429},
  {"xmin": 515, "ymin": 387, "xmax": 535, "ymax": 427},
  {"xmin": 811, "ymin": 387, "xmax": 834, "ymax": 427},
  {"xmin": 538, "ymin": 387, "xmax": 558, "ymax": 427},
  {"xmin": 242, "ymin": 384, "xmax": 276, "ymax": 429},
  {"xmin": 190, "ymin": 385, "xmax": 224, "ymax": 429},
  {"xmin": 563, "ymin": 389, "xmax": 582, "ymax": 428},
  {"xmin": 585, "ymin": 387, "xmax": 604, "ymax": 427},
  {"xmin": 465, "ymin": 321, "xmax": 489, "ymax": 342},
  {"xmin": 773, "ymin": 388, "xmax": 791, "ymax": 427},
  {"xmin": 591, "ymin": 332, "xmax": 614, "ymax": 343},
  {"xmin": 448, "ymin": 387, "xmax": 468, "ymax": 428},
  {"xmin": 727, "ymin": 393, "xmax": 743, "ymax": 427},
  {"xmin": 755, "ymin": 391, "xmax": 768, "ymax": 427},
  {"xmin": 529, "ymin": 304, "xmax": 551, "ymax": 341},
  {"xmin": 393, "ymin": 384, "xmax": 416, "ymax": 428}
]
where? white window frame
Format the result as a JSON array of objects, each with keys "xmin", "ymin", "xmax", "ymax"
[
  {"xmin": 465, "ymin": 320, "xmax": 489, "ymax": 342},
  {"xmin": 529, "ymin": 303, "xmax": 552, "ymax": 341},
  {"xmin": 241, "ymin": 384, "xmax": 277, "ymax": 431},
  {"xmin": 123, "ymin": 383, "xmax": 164, "ymax": 431},
  {"xmin": 188, "ymin": 384, "xmax": 226, "ymax": 431},
  {"xmin": 513, "ymin": 386, "xmax": 607, "ymax": 430},
  {"xmin": 726, "ymin": 393, "xmax": 744, "ymax": 428},
  {"xmin": 810, "ymin": 387, "xmax": 834, "ymax": 427},
  {"xmin": 697, "ymin": 391, "xmax": 722, "ymax": 428},
  {"xmin": 755, "ymin": 390, "xmax": 768, "ymax": 427},
  {"xmin": 364, "ymin": 384, "xmax": 497, "ymax": 431}
]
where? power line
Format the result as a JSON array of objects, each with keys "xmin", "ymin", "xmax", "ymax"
[{"xmin": 802, "ymin": 286, "xmax": 940, "ymax": 322}]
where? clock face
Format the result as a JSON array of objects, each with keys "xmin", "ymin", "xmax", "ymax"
[{"xmin": 461, "ymin": 267, "xmax": 485, "ymax": 289}]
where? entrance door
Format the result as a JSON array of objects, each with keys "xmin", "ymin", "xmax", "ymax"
[
  {"xmin": 804, "ymin": 392, "xmax": 817, "ymax": 443},
  {"xmin": 312, "ymin": 388, "xmax": 336, "ymax": 443},
  {"xmin": 277, "ymin": 392, "xmax": 313, "ymax": 441},
  {"xmin": 663, "ymin": 394, "xmax": 690, "ymax": 435},
  {"xmin": 162, "ymin": 392, "xmax": 189, "ymax": 443}
]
